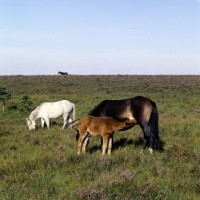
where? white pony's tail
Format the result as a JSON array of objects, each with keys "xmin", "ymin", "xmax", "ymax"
[
  {"xmin": 72, "ymin": 103, "xmax": 76, "ymax": 121},
  {"xmin": 66, "ymin": 119, "xmax": 79, "ymax": 129}
]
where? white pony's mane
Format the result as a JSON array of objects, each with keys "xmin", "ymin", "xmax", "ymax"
[
  {"xmin": 30, "ymin": 106, "xmax": 41, "ymax": 121},
  {"xmin": 30, "ymin": 102, "xmax": 49, "ymax": 120},
  {"xmin": 40, "ymin": 102, "xmax": 49, "ymax": 106}
]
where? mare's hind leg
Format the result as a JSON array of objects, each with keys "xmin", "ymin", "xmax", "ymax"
[{"xmin": 140, "ymin": 123, "xmax": 153, "ymax": 153}]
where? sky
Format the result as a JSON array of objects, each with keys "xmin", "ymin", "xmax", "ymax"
[{"xmin": 0, "ymin": 0, "xmax": 200, "ymax": 75}]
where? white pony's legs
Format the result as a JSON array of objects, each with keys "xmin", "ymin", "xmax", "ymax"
[
  {"xmin": 62, "ymin": 113, "xmax": 68, "ymax": 130},
  {"xmin": 41, "ymin": 118, "xmax": 50, "ymax": 128},
  {"xmin": 41, "ymin": 118, "xmax": 45, "ymax": 128},
  {"xmin": 62, "ymin": 113, "xmax": 72, "ymax": 130},
  {"xmin": 44, "ymin": 118, "xmax": 50, "ymax": 128}
]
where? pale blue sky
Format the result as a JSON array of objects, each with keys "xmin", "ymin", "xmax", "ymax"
[{"xmin": 0, "ymin": 0, "xmax": 200, "ymax": 75}]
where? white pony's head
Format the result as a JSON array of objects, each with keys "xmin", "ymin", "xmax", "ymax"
[{"xmin": 26, "ymin": 118, "xmax": 36, "ymax": 130}]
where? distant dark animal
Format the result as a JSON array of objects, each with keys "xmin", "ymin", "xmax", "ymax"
[
  {"xmin": 88, "ymin": 96, "xmax": 162, "ymax": 153},
  {"xmin": 26, "ymin": 100, "xmax": 75, "ymax": 130},
  {"xmin": 58, "ymin": 71, "xmax": 68, "ymax": 75},
  {"xmin": 67, "ymin": 116, "xmax": 137, "ymax": 155}
]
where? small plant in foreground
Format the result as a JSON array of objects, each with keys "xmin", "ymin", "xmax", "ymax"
[
  {"xmin": 0, "ymin": 85, "xmax": 12, "ymax": 112},
  {"xmin": 18, "ymin": 93, "xmax": 33, "ymax": 113}
]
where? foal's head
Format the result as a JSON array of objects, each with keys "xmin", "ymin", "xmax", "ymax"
[{"xmin": 124, "ymin": 117, "xmax": 137, "ymax": 127}]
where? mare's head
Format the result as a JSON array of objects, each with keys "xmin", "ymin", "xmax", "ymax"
[{"xmin": 26, "ymin": 118, "xmax": 36, "ymax": 130}]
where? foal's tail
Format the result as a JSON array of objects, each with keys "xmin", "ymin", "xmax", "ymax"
[
  {"xmin": 149, "ymin": 101, "xmax": 163, "ymax": 151},
  {"xmin": 66, "ymin": 119, "xmax": 79, "ymax": 129}
]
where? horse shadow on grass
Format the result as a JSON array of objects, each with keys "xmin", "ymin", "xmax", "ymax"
[
  {"xmin": 86, "ymin": 136, "xmax": 164, "ymax": 154},
  {"xmin": 37, "ymin": 121, "xmax": 63, "ymax": 129},
  {"xmin": 86, "ymin": 137, "xmax": 144, "ymax": 154}
]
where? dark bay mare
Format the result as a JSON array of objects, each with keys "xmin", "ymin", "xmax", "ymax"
[{"xmin": 88, "ymin": 96, "xmax": 163, "ymax": 153}]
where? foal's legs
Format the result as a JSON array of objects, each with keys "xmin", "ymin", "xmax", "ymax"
[
  {"xmin": 82, "ymin": 137, "xmax": 89, "ymax": 153},
  {"xmin": 77, "ymin": 131, "xmax": 87, "ymax": 155},
  {"xmin": 107, "ymin": 134, "xmax": 113, "ymax": 155},
  {"xmin": 102, "ymin": 134, "xmax": 109, "ymax": 156}
]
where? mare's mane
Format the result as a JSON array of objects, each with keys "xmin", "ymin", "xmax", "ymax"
[
  {"xmin": 88, "ymin": 100, "xmax": 109, "ymax": 115},
  {"xmin": 88, "ymin": 99, "xmax": 131, "ymax": 114}
]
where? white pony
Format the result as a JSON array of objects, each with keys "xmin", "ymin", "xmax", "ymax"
[{"xmin": 26, "ymin": 100, "xmax": 75, "ymax": 130}]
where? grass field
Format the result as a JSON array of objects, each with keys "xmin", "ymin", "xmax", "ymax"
[{"xmin": 0, "ymin": 75, "xmax": 200, "ymax": 200}]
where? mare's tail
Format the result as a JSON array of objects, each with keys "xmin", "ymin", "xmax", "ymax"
[
  {"xmin": 149, "ymin": 101, "xmax": 163, "ymax": 150},
  {"xmin": 66, "ymin": 119, "xmax": 79, "ymax": 129}
]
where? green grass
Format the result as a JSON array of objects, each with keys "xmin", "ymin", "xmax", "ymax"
[{"xmin": 0, "ymin": 75, "xmax": 200, "ymax": 199}]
